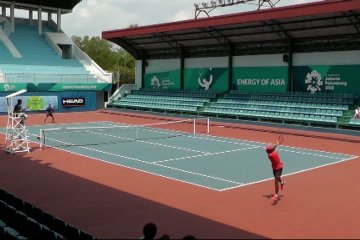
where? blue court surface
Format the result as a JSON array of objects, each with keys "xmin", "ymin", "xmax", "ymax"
[{"xmin": 5, "ymin": 121, "xmax": 358, "ymax": 191}]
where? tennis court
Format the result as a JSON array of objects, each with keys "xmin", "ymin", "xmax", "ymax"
[{"xmin": 14, "ymin": 118, "xmax": 356, "ymax": 191}]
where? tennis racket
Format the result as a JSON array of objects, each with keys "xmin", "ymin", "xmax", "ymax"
[{"xmin": 277, "ymin": 134, "xmax": 284, "ymax": 146}]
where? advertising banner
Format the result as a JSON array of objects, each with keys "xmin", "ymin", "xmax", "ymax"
[
  {"xmin": 293, "ymin": 65, "xmax": 360, "ymax": 93},
  {"xmin": 0, "ymin": 96, "xmax": 58, "ymax": 112},
  {"xmin": 61, "ymin": 98, "xmax": 85, "ymax": 107},
  {"xmin": 0, "ymin": 83, "xmax": 112, "ymax": 92},
  {"xmin": 144, "ymin": 70, "xmax": 181, "ymax": 90},
  {"xmin": 183, "ymin": 68, "xmax": 229, "ymax": 91},
  {"xmin": 232, "ymin": 67, "xmax": 288, "ymax": 93}
]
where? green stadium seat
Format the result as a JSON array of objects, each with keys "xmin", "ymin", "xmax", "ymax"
[{"xmin": 3, "ymin": 226, "xmax": 21, "ymax": 239}]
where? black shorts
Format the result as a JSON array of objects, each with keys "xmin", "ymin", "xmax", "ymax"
[
  {"xmin": 273, "ymin": 168, "xmax": 283, "ymax": 178},
  {"xmin": 46, "ymin": 113, "xmax": 53, "ymax": 117}
]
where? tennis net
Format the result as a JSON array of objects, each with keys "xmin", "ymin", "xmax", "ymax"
[{"xmin": 38, "ymin": 118, "xmax": 210, "ymax": 149}]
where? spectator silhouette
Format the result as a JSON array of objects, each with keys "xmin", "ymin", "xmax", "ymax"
[
  {"xmin": 140, "ymin": 223, "xmax": 157, "ymax": 240},
  {"xmin": 182, "ymin": 235, "xmax": 196, "ymax": 240},
  {"xmin": 158, "ymin": 233, "xmax": 170, "ymax": 239}
]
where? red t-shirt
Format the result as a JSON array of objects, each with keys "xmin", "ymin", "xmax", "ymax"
[{"xmin": 268, "ymin": 151, "xmax": 284, "ymax": 170}]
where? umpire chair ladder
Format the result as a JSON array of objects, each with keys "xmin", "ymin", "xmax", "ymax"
[{"xmin": 5, "ymin": 89, "xmax": 30, "ymax": 154}]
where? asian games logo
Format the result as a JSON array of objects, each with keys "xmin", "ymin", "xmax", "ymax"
[
  {"xmin": 305, "ymin": 70, "xmax": 323, "ymax": 94},
  {"xmin": 3, "ymin": 84, "xmax": 10, "ymax": 91},
  {"xmin": 198, "ymin": 68, "xmax": 213, "ymax": 91},
  {"xmin": 151, "ymin": 76, "xmax": 161, "ymax": 89}
]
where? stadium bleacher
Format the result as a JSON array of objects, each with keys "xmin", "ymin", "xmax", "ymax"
[
  {"xmin": 0, "ymin": 23, "xmax": 97, "ymax": 83},
  {"xmin": 109, "ymin": 89, "xmax": 360, "ymax": 128},
  {"xmin": 203, "ymin": 91, "xmax": 356, "ymax": 124},
  {"xmin": 0, "ymin": 188, "xmax": 96, "ymax": 240},
  {"xmin": 111, "ymin": 89, "xmax": 217, "ymax": 113}
]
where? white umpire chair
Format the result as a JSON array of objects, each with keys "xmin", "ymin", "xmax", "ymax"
[{"xmin": 5, "ymin": 89, "xmax": 31, "ymax": 154}]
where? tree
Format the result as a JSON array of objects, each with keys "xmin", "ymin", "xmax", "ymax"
[{"xmin": 71, "ymin": 35, "xmax": 135, "ymax": 89}]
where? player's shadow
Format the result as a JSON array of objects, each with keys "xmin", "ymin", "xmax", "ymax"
[{"xmin": 263, "ymin": 193, "xmax": 284, "ymax": 205}]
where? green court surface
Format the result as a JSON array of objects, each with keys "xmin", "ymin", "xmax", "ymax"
[{"xmin": 6, "ymin": 121, "xmax": 358, "ymax": 191}]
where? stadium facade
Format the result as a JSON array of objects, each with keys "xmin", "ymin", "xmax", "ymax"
[
  {"xmin": 103, "ymin": 0, "xmax": 360, "ymax": 94},
  {"xmin": 103, "ymin": 0, "xmax": 360, "ymax": 128}
]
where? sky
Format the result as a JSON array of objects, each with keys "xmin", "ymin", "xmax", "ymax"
[{"xmin": 58, "ymin": 0, "xmax": 322, "ymax": 38}]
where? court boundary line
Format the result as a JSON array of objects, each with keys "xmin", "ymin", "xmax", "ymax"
[
  {"xmin": 38, "ymin": 129, "xmax": 358, "ymax": 192},
  {"xmin": 30, "ymin": 133, "xmax": 243, "ymax": 190},
  {"xmin": 155, "ymin": 146, "xmax": 261, "ymax": 164},
  {"xmin": 3, "ymin": 121, "xmax": 356, "ymax": 192},
  {"xmin": 99, "ymin": 121, "xmax": 357, "ymax": 159},
  {"xmin": 100, "ymin": 121, "xmax": 356, "ymax": 158},
  {"xmin": 218, "ymin": 155, "xmax": 359, "ymax": 192},
  {"xmin": 188, "ymin": 133, "xmax": 356, "ymax": 158},
  {"xmin": 37, "ymin": 122, "xmax": 355, "ymax": 161},
  {"xmin": 28, "ymin": 120, "xmax": 359, "ymax": 158},
  {"xmin": 33, "ymin": 129, "xmax": 357, "ymax": 191},
  {"xmin": 82, "ymin": 128, "xmax": 210, "ymax": 154},
  {"xmin": 21, "ymin": 131, "xmax": 360, "ymax": 192}
]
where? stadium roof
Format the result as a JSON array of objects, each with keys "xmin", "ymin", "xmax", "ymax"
[
  {"xmin": 103, "ymin": 0, "xmax": 360, "ymax": 60},
  {"xmin": 0, "ymin": 0, "xmax": 81, "ymax": 10}
]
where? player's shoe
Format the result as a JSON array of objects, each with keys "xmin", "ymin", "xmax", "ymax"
[
  {"xmin": 271, "ymin": 194, "xmax": 279, "ymax": 202},
  {"xmin": 280, "ymin": 180, "xmax": 285, "ymax": 191}
]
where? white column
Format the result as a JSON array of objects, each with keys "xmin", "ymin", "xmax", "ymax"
[
  {"xmin": 38, "ymin": 7, "xmax": 42, "ymax": 35},
  {"xmin": 57, "ymin": 9, "xmax": 61, "ymax": 32},
  {"xmin": 29, "ymin": 10, "xmax": 33, "ymax": 25},
  {"xmin": 10, "ymin": 3, "xmax": 14, "ymax": 33}
]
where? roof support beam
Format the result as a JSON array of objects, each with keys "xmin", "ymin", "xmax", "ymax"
[
  {"xmin": 112, "ymin": 38, "xmax": 144, "ymax": 59},
  {"xmin": 206, "ymin": 26, "xmax": 232, "ymax": 45},
  {"xmin": 262, "ymin": 19, "xmax": 292, "ymax": 42},
  {"xmin": 152, "ymin": 32, "xmax": 183, "ymax": 50},
  {"xmin": 343, "ymin": 10, "xmax": 360, "ymax": 33}
]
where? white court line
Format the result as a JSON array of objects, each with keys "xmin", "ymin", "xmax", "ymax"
[
  {"xmin": 155, "ymin": 146, "xmax": 261, "ymax": 164},
  {"xmin": 21, "ymin": 122, "xmax": 359, "ymax": 191},
  {"xmin": 82, "ymin": 129, "xmax": 210, "ymax": 154},
  {"xmin": 191, "ymin": 133, "xmax": 357, "ymax": 158},
  {"xmin": 32, "ymin": 120, "xmax": 358, "ymax": 158},
  {"xmin": 99, "ymin": 122, "xmax": 357, "ymax": 160},
  {"xmin": 28, "ymin": 121, "xmax": 111, "ymax": 128},
  {"xmin": 32, "ymin": 137, "xmax": 224, "ymax": 191},
  {"xmin": 151, "ymin": 162, "xmax": 244, "ymax": 186},
  {"xmin": 35, "ymin": 133, "xmax": 242, "ymax": 188},
  {"xmin": 100, "ymin": 121, "xmax": 260, "ymax": 148},
  {"xmin": 218, "ymin": 155, "xmax": 359, "ymax": 192},
  {"xmin": 140, "ymin": 126, "xmax": 356, "ymax": 159},
  {"xmin": 280, "ymin": 148, "xmax": 347, "ymax": 160}
]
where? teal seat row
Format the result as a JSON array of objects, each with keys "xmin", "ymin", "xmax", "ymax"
[
  {"xmin": 224, "ymin": 95, "xmax": 353, "ymax": 105},
  {"xmin": 209, "ymin": 103, "xmax": 343, "ymax": 116},
  {"xmin": 203, "ymin": 108, "xmax": 337, "ymax": 123},
  {"xmin": 118, "ymin": 99, "xmax": 205, "ymax": 107},
  {"xmin": 113, "ymin": 102, "xmax": 198, "ymax": 112}
]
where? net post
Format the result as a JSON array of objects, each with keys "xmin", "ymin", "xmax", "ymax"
[
  {"xmin": 39, "ymin": 129, "xmax": 43, "ymax": 150},
  {"xmin": 193, "ymin": 118, "xmax": 196, "ymax": 135},
  {"xmin": 207, "ymin": 117, "xmax": 210, "ymax": 134},
  {"xmin": 62, "ymin": 128, "xmax": 65, "ymax": 146},
  {"xmin": 39, "ymin": 129, "xmax": 45, "ymax": 150}
]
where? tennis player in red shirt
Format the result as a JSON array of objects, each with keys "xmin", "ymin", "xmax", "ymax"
[{"xmin": 266, "ymin": 143, "xmax": 285, "ymax": 202}]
